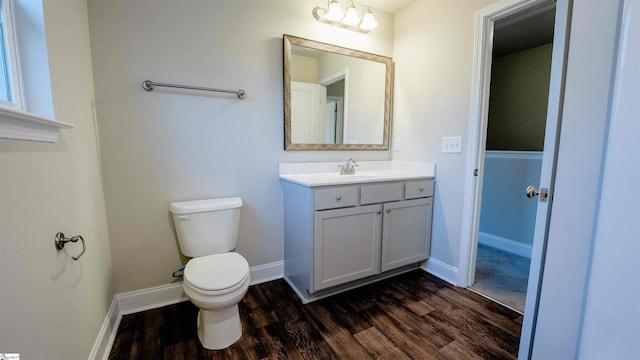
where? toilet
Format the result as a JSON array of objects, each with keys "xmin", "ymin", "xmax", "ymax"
[{"xmin": 169, "ymin": 197, "xmax": 250, "ymax": 350}]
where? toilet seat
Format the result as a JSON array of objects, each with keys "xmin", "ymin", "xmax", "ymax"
[{"xmin": 184, "ymin": 252, "xmax": 249, "ymax": 295}]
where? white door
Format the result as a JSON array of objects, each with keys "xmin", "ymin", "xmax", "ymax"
[
  {"xmin": 459, "ymin": 0, "xmax": 571, "ymax": 357},
  {"xmin": 291, "ymin": 81, "xmax": 324, "ymax": 143},
  {"xmin": 530, "ymin": 0, "xmax": 629, "ymax": 357},
  {"xmin": 518, "ymin": 1, "xmax": 571, "ymax": 356}
]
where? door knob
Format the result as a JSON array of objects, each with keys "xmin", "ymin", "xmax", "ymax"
[
  {"xmin": 526, "ymin": 185, "xmax": 550, "ymax": 202},
  {"xmin": 525, "ymin": 185, "xmax": 539, "ymax": 198}
]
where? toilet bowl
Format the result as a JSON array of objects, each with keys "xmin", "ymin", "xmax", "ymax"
[
  {"xmin": 183, "ymin": 252, "xmax": 250, "ymax": 349},
  {"xmin": 170, "ymin": 197, "xmax": 250, "ymax": 350}
]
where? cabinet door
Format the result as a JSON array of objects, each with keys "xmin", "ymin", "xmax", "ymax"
[
  {"xmin": 381, "ymin": 198, "xmax": 433, "ymax": 272},
  {"xmin": 313, "ymin": 204, "xmax": 382, "ymax": 291}
]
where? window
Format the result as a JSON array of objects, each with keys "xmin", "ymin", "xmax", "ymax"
[
  {"xmin": 0, "ymin": 0, "xmax": 72, "ymax": 143},
  {"xmin": 0, "ymin": 0, "xmax": 22, "ymax": 108}
]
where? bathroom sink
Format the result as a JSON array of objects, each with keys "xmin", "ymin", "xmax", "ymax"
[
  {"xmin": 326, "ymin": 174, "xmax": 383, "ymax": 181},
  {"xmin": 279, "ymin": 161, "xmax": 436, "ymax": 187},
  {"xmin": 281, "ymin": 172, "xmax": 388, "ymax": 186}
]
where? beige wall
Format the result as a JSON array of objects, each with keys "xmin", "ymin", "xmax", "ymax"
[
  {"xmin": 392, "ymin": 0, "xmax": 496, "ymax": 269},
  {"xmin": 87, "ymin": 0, "xmax": 394, "ymax": 293},
  {"xmin": 487, "ymin": 43, "xmax": 553, "ymax": 151},
  {"xmin": 0, "ymin": 0, "xmax": 113, "ymax": 358},
  {"xmin": 0, "ymin": 1, "xmax": 630, "ymax": 358},
  {"xmin": 291, "ymin": 54, "xmax": 318, "ymax": 83}
]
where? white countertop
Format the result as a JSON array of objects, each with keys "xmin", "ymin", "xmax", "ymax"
[{"xmin": 279, "ymin": 161, "xmax": 435, "ymax": 187}]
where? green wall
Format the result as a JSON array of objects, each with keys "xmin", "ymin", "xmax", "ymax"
[{"xmin": 487, "ymin": 43, "xmax": 553, "ymax": 150}]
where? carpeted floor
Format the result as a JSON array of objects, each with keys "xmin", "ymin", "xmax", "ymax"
[{"xmin": 471, "ymin": 243, "xmax": 531, "ymax": 312}]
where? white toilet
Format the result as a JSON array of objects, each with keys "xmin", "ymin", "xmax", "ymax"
[{"xmin": 169, "ymin": 197, "xmax": 250, "ymax": 350}]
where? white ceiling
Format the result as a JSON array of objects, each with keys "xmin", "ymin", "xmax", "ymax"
[{"xmin": 358, "ymin": 0, "xmax": 416, "ymax": 14}]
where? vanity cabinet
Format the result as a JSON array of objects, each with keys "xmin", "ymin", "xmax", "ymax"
[
  {"xmin": 314, "ymin": 204, "xmax": 381, "ymax": 290},
  {"xmin": 282, "ymin": 177, "xmax": 434, "ymax": 303},
  {"xmin": 381, "ymin": 198, "xmax": 433, "ymax": 272}
]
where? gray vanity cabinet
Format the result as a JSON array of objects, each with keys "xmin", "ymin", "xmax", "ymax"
[
  {"xmin": 381, "ymin": 198, "xmax": 433, "ymax": 272},
  {"xmin": 282, "ymin": 178, "xmax": 434, "ymax": 303},
  {"xmin": 314, "ymin": 204, "xmax": 382, "ymax": 291}
]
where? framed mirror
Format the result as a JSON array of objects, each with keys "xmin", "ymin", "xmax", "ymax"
[{"xmin": 283, "ymin": 35, "xmax": 393, "ymax": 151}]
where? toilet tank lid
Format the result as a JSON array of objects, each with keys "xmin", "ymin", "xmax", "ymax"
[{"xmin": 170, "ymin": 197, "xmax": 243, "ymax": 214}]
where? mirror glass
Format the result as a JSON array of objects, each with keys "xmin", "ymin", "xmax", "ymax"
[{"xmin": 284, "ymin": 35, "xmax": 393, "ymax": 151}]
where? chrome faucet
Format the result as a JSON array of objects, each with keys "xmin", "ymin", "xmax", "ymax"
[{"xmin": 339, "ymin": 158, "xmax": 358, "ymax": 175}]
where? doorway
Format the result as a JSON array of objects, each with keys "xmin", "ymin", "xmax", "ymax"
[
  {"xmin": 325, "ymin": 96, "xmax": 344, "ymax": 144},
  {"xmin": 319, "ymin": 70, "xmax": 348, "ymax": 144},
  {"xmin": 469, "ymin": 7, "xmax": 555, "ymax": 313},
  {"xmin": 459, "ymin": 0, "xmax": 571, "ymax": 357}
]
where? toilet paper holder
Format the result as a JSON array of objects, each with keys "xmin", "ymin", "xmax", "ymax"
[{"xmin": 55, "ymin": 232, "xmax": 86, "ymax": 260}]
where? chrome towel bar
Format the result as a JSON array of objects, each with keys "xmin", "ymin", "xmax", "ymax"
[{"xmin": 142, "ymin": 80, "xmax": 246, "ymax": 99}]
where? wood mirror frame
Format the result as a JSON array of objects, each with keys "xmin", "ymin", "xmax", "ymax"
[{"xmin": 283, "ymin": 34, "xmax": 394, "ymax": 151}]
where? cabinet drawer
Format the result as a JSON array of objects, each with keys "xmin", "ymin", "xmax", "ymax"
[
  {"xmin": 315, "ymin": 186, "xmax": 358, "ymax": 210},
  {"xmin": 405, "ymin": 179, "xmax": 434, "ymax": 199},
  {"xmin": 360, "ymin": 182, "xmax": 403, "ymax": 205}
]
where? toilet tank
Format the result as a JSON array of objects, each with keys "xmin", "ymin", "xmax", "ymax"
[{"xmin": 169, "ymin": 197, "xmax": 242, "ymax": 257}]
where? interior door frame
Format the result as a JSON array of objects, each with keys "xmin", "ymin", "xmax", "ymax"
[
  {"xmin": 459, "ymin": 0, "xmax": 560, "ymax": 288},
  {"xmin": 458, "ymin": 0, "xmax": 571, "ymax": 357}
]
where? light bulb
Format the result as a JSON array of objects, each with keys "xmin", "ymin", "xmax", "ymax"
[
  {"xmin": 342, "ymin": 1, "xmax": 360, "ymax": 26},
  {"xmin": 360, "ymin": 7, "xmax": 378, "ymax": 30},
  {"xmin": 325, "ymin": 0, "xmax": 343, "ymax": 21}
]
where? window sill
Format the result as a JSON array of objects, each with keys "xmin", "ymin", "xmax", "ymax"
[{"xmin": 0, "ymin": 104, "xmax": 73, "ymax": 143}]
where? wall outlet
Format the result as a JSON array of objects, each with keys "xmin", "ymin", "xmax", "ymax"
[
  {"xmin": 393, "ymin": 138, "xmax": 401, "ymax": 151},
  {"xmin": 442, "ymin": 136, "xmax": 463, "ymax": 153}
]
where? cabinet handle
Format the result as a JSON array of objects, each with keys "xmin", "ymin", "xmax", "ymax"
[
  {"xmin": 418, "ymin": 187, "xmax": 425, "ymax": 192},
  {"xmin": 376, "ymin": 210, "xmax": 382, "ymax": 215},
  {"xmin": 335, "ymin": 195, "xmax": 342, "ymax": 201},
  {"xmin": 386, "ymin": 208, "xmax": 391, "ymax": 213}
]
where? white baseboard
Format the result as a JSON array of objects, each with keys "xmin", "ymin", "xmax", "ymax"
[
  {"xmin": 478, "ymin": 232, "xmax": 532, "ymax": 258},
  {"xmin": 89, "ymin": 260, "xmax": 284, "ymax": 360},
  {"xmin": 421, "ymin": 257, "xmax": 459, "ymax": 286},
  {"xmin": 87, "ymin": 297, "xmax": 120, "ymax": 360},
  {"xmin": 117, "ymin": 282, "xmax": 188, "ymax": 315},
  {"xmin": 249, "ymin": 260, "xmax": 284, "ymax": 285}
]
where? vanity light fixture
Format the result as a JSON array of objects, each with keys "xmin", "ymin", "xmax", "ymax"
[
  {"xmin": 312, "ymin": 0, "xmax": 379, "ymax": 33},
  {"xmin": 342, "ymin": 1, "xmax": 360, "ymax": 26},
  {"xmin": 360, "ymin": 7, "xmax": 378, "ymax": 30},
  {"xmin": 325, "ymin": 0, "xmax": 343, "ymax": 21}
]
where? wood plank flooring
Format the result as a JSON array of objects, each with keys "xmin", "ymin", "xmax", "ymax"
[{"xmin": 109, "ymin": 271, "xmax": 522, "ymax": 360}]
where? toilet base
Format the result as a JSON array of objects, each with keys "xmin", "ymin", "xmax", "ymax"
[{"xmin": 197, "ymin": 305, "xmax": 242, "ymax": 350}]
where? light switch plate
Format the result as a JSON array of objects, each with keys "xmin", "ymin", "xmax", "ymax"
[{"xmin": 442, "ymin": 136, "xmax": 462, "ymax": 153}]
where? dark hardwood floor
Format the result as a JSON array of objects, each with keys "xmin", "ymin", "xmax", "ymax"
[{"xmin": 109, "ymin": 270, "xmax": 522, "ymax": 359}]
